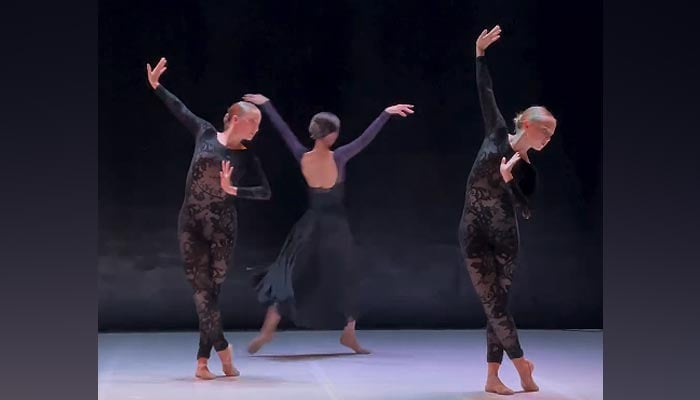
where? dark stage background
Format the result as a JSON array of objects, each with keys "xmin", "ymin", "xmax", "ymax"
[{"xmin": 98, "ymin": 0, "xmax": 601, "ymax": 331}]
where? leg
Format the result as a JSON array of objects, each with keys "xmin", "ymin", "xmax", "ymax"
[
  {"xmin": 492, "ymin": 242, "xmax": 538, "ymax": 392},
  {"xmin": 247, "ymin": 304, "xmax": 282, "ymax": 354},
  {"xmin": 332, "ymin": 225, "xmax": 369, "ymax": 354},
  {"xmin": 209, "ymin": 224, "xmax": 239, "ymax": 376},
  {"xmin": 180, "ymin": 228, "xmax": 218, "ymax": 380},
  {"xmin": 340, "ymin": 317, "xmax": 371, "ymax": 354},
  {"xmin": 460, "ymin": 210, "xmax": 514, "ymax": 395},
  {"xmin": 465, "ymin": 248, "xmax": 515, "ymax": 395},
  {"xmin": 486, "ymin": 320, "xmax": 504, "ymax": 364}
]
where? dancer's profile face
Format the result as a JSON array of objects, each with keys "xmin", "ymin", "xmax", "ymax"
[
  {"xmin": 524, "ymin": 117, "xmax": 556, "ymax": 151},
  {"xmin": 232, "ymin": 109, "xmax": 262, "ymax": 141}
]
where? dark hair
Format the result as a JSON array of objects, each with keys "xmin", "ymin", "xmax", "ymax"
[
  {"xmin": 308, "ymin": 112, "xmax": 340, "ymax": 139},
  {"xmin": 223, "ymin": 101, "xmax": 259, "ymax": 130}
]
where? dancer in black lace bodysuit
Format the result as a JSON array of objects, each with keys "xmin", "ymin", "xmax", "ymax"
[
  {"xmin": 147, "ymin": 57, "xmax": 271, "ymax": 380},
  {"xmin": 457, "ymin": 27, "xmax": 557, "ymax": 395}
]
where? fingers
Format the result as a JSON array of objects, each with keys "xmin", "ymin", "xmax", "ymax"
[
  {"xmin": 390, "ymin": 104, "xmax": 415, "ymax": 112},
  {"xmin": 504, "ymin": 152, "xmax": 521, "ymax": 169},
  {"xmin": 221, "ymin": 160, "xmax": 234, "ymax": 176},
  {"xmin": 489, "ymin": 25, "xmax": 501, "ymax": 42},
  {"xmin": 479, "ymin": 25, "xmax": 501, "ymax": 44},
  {"xmin": 146, "ymin": 63, "xmax": 152, "ymax": 74},
  {"xmin": 397, "ymin": 105, "xmax": 414, "ymax": 115},
  {"xmin": 156, "ymin": 57, "xmax": 167, "ymax": 70},
  {"xmin": 221, "ymin": 160, "xmax": 230, "ymax": 173},
  {"xmin": 242, "ymin": 94, "xmax": 266, "ymax": 104}
]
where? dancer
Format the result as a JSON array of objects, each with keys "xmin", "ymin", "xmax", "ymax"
[
  {"xmin": 457, "ymin": 26, "xmax": 557, "ymax": 395},
  {"xmin": 238, "ymin": 93, "xmax": 413, "ymax": 355},
  {"xmin": 146, "ymin": 57, "xmax": 271, "ymax": 379}
]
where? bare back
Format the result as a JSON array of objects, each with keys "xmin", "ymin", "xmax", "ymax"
[{"xmin": 300, "ymin": 150, "xmax": 338, "ymax": 189}]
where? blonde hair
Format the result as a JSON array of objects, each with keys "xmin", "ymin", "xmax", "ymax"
[
  {"xmin": 223, "ymin": 101, "xmax": 259, "ymax": 130},
  {"xmin": 513, "ymin": 106, "xmax": 556, "ymax": 134}
]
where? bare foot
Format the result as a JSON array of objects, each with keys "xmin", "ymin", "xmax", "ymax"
[
  {"xmin": 485, "ymin": 375, "xmax": 515, "ymax": 395},
  {"xmin": 247, "ymin": 333, "xmax": 273, "ymax": 354},
  {"xmin": 216, "ymin": 344, "xmax": 240, "ymax": 377},
  {"xmin": 195, "ymin": 360, "xmax": 216, "ymax": 380},
  {"xmin": 340, "ymin": 331, "xmax": 371, "ymax": 354},
  {"xmin": 520, "ymin": 359, "xmax": 539, "ymax": 392}
]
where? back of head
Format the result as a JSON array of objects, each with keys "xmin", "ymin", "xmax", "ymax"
[
  {"xmin": 513, "ymin": 106, "xmax": 556, "ymax": 133},
  {"xmin": 224, "ymin": 101, "xmax": 260, "ymax": 130},
  {"xmin": 308, "ymin": 112, "xmax": 341, "ymax": 139}
]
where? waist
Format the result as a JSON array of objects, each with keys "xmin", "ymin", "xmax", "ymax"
[{"xmin": 308, "ymin": 200, "xmax": 345, "ymax": 211}]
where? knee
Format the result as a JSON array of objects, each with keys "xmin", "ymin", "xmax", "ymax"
[{"xmin": 192, "ymin": 286, "xmax": 216, "ymax": 305}]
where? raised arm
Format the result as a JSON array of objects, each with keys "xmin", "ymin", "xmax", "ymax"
[
  {"xmin": 147, "ymin": 57, "xmax": 210, "ymax": 138},
  {"xmin": 335, "ymin": 104, "xmax": 414, "ymax": 162},
  {"xmin": 474, "ymin": 26, "xmax": 507, "ymax": 137},
  {"xmin": 243, "ymin": 94, "xmax": 307, "ymax": 162}
]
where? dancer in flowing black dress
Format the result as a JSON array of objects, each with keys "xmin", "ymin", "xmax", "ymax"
[
  {"xmin": 457, "ymin": 26, "xmax": 557, "ymax": 395},
  {"xmin": 238, "ymin": 93, "xmax": 413, "ymax": 354},
  {"xmin": 147, "ymin": 57, "xmax": 271, "ymax": 379}
]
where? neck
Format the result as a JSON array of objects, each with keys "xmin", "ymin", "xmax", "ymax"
[
  {"xmin": 312, "ymin": 140, "xmax": 331, "ymax": 152},
  {"xmin": 218, "ymin": 130, "xmax": 245, "ymax": 150},
  {"xmin": 508, "ymin": 132, "xmax": 531, "ymax": 162},
  {"xmin": 509, "ymin": 132, "xmax": 529, "ymax": 152}
]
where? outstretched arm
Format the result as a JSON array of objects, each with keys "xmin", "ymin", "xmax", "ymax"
[
  {"xmin": 243, "ymin": 94, "xmax": 307, "ymax": 162},
  {"xmin": 474, "ymin": 26, "xmax": 507, "ymax": 138},
  {"xmin": 147, "ymin": 57, "xmax": 210, "ymax": 138},
  {"xmin": 335, "ymin": 104, "xmax": 414, "ymax": 162}
]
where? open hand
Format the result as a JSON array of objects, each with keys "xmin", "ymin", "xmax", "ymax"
[
  {"xmin": 476, "ymin": 25, "xmax": 501, "ymax": 57},
  {"xmin": 242, "ymin": 94, "xmax": 270, "ymax": 105},
  {"xmin": 146, "ymin": 57, "xmax": 168, "ymax": 89},
  {"xmin": 500, "ymin": 152, "xmax": 520, "ymax": 183},
  {"xmin": 219, "ymin": 160, "xmax": 236, "ymax": 194},
  {"xmin": 384, "ymin": 104, "xmax": 415, "ymax": 117}
]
